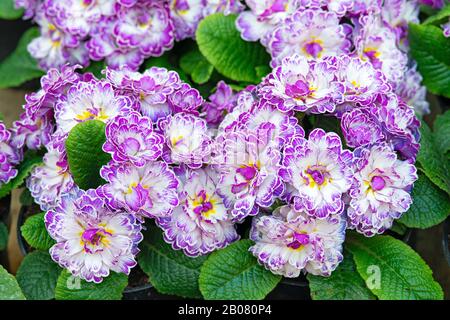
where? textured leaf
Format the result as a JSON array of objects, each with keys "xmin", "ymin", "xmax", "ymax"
[
  {"xmin": 0, "ymin": 221, "xmax": 8, "ymax": 251},
  {"xmin": 0, "ymin": 265, "xmax": 26, "ymax": 300},
  {"xmin": 433, "ymin": 110, "xmax": 450, "ymax": 155},
  {"xmin": 399, "ymin": 173, "xmax": 450, "ymax": 228},
  {"xmin": 55, "ymin": 270, "xmax": 128, "ymax": 300},
  {"xmin": 0, "ymin": 27, "xmax": 44, "ymax": 88},
  {"xmin": 138, "ymin": 227, "xmax": 207, "ymax": 298},
  {"xmin": 346, "ymin": 233, "xmax": 443, "ymax": 300},
  {"xmin": 65, "ymin": 120, "xmax": 111, "ymax": 190},
  {"xmin": 196, "ymin": 13, "xmax": 270, "ymax": 83},
  {"xmin": 199, "ymin": 240, "xmax": 281, "ymax": 300},
  {"xmin": 416, "ymin": 121, "xmax": 450, "ymax": 195},
  {"xmin": 0, "ymin": 150, "xmax": 43, "ymax": 199},
  {"xmin": 308, "ymin": 251, "xmax": 376, "ymax": 300},
  {"xmin": 424, "ymin": 4, "xmax": 450, "ymax": 25},
  {"xmin": 180, "ymin": 48, "xmax": 214, "ymax": 84},
  {"xmin": 16, "ymin": 251, "xmax": 62, "ymax": 300},
  {"xmin": 409, "ymin": 23, "xmax": 450, "ymax": 98},
  {"xmin": 21, "ymin": 212, "xmax": 55, "ymax": 251},
  {"xmin": 19, "ymin": 188, "xmax": 34, "ymax": 206},
  {"xmin": 0, "ymin": 0, "xmax": 24, "ymax": 20}
]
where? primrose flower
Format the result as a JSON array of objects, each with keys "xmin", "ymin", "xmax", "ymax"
[
  {"xmin": 27, "ymin": 138, "xmax": 75, "ymax": 211},
  {"xmin": 268, "ymin": 8, "xmax": 352, "ymax": 67},
  {"xmin": 169, "ymin": 0, "xmax": 204, "ymax": 41},
  {"xmin": 45, "ymin": 189, "xmax": 143, "ymax": 283},
  {"xmin": 157, "ymin": 166, "xmax": 239, "ymax": 257},
  {"xmin": 100, "ymin": 161, "xmax": 179, "ymax": 219},
  {"xmin": 87, "ymin": 17, "xmax": 145, "ymax": 71},
  {"xmin": 103, "ymin": 112, "xmax": 164, "ymax": 167},
  {"xmin": 105, "ymin": 67, "xmax": 181, "ymax": 121},
  {"xmin": 55, "ymin": 78, "xmax": 132, "ymax": 134},
  {"xmin": 114, "ymin": 1, "xmax": 174, "ymax": 57},
  {"xmin": 259, "ymin": 54, "xmax": 343, "ymax": 114},
  {"xmin": 347, "ymin": 143, "xmax": 418, "ymax": 236},
  {"xmin": 249, "ymin": 205, "xmax": 346, "ymax": 277},
  {"xmin": 0, "ymin": 123, "xmax": 20, "ymax": 185},
  {"xmin": 213, "ymin": 129, "xmax": 284, "ymax": 221},
  {"xmin": 236, "ymin": 0, "xmax": 301, "ymax": 44},
  {"xmin": 28, "ymin": 8, "xmax": 90, "ymax": 69},
  {"xmin": 11, "ymin": 111, "xmax": 54, "ymax": 150},
  {"xmin": 372, "ymin": 94, "xmax": 420, "ymax": 161},
  {"xmin": 381, "ymin": 0, "xmax": 419, "ymax": 48},
  {"xmin": 202, "ymin": 81, "xmax": 236, "ymax": 126},
  {"xmin": 355, "ymin": 14, "xmax": 407, "ymax": 83},
  {"xmin": 341, "ymin": 108, "xmax": 384, "ymax": 148},
  {"xmin": 394, "ymin": 65, "xmax": 429, "ymax": 116},
  {"xmin": 335, "ymin": 55, "xmax": 390, "ymax": 106},
  {"xmin": 280, "ymin": 128, "xmax": 353, "ymax": 219},
  {"xmin": 159, "ymin": 113, "xmax": 212, "ymax": 168},
  {"xmin": 44, "ymin": 0, "xmax": 106, "ymax": 39}
]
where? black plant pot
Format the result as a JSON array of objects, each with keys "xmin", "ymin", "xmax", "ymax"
[{"xmin": 443, "ymin": 217, "xmax": 450, "ymax": 267}]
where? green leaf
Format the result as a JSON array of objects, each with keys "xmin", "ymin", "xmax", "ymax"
[
  {"xmin": 16, "ymin": 251, "xmax": 62, "ymax": 300},
  {"xmin": 0, "ymin": 221, "xmax": 8, "ymax": 251},
  {"xmin": 65, "ymin": 120, "xmax": 111, "ymax": 190},
  {"xmin": 416, "ymin": 120, "xmax": 450, "ymax": 195},
  {"xmin": 433, "ymin": 110, "xmax": 450, "ymax": 155},
  {"xmin": 138, "ymin": 227, "xmax": 207, "ymax": 298},
  {"xmin": 390, "ymin": 221, "xmax": 408, "ymax": 236},
  {"xmin": 21, "ymin": 212, "xmax": 56, "ymax": 251},
  {"xmin": 55, "ymin": 270, "xmax": 128, "ymax": 300},
  {"xmin": 0, "ymin": 150, "xmax": 43, "ymax": 199},
  {"xmin": 82, "ymin": 60, "xmax": 105, "ymax": 79},
  {"xmin": 307, "ymin": 251, "xmax": 376, "ymax": 300},
  {"xmin": 346, "ymin": 233, "xmax": 443, "ymax": 300},
  {"xmin": 399, "ymin": 173, "xmax": 450, "ymax": 228},
  {"xmin": 180, "ymin": 48, "xmax": 214, "ymax": 84},
  {"xmin": 0, "ymin": 265, "xmax": 26, "ymax": 300},
  {"xmin": 424, "ymin": 4, "xmax": 450, "ymax": 25},
  {"xmin": 0, "ymin": 27, "xmax": 44, "ymax": 89},
  {"xmin": 196, "ymin": 13, "xmax": 270, "ymax": 84},
  {"xmin": 409, "ymin": 23, "xmax": 450, "ymax": 98},
  {"xmin": 0, "ymin": 0, "xmax": 24, "ymax": 20},
  {"xmin": 199, "ymin": 239, "xmax": 281, "ymax": 300}
]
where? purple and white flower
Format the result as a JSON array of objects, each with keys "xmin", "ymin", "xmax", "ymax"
[
  {"xmin": 213, "ymin": 129, "xmax": 284, "ymax": 221},
  {"xmin": 157, "ymin": 166, "xmax": 239, "ymax": 257},
  {"xmin": 236, "ymin": 0, "xmax": 300, "ymax": 45},
  {"xmin": 55, "ymin": 78, "xmax": 132, "ymax": 134},
  {"xmin": 103, "ymin": 112, "xmax": 164, "ymax": 167},
  {"xmin": 0, "ymin": 123, "xmax": 20, "ymax": 185},
  {"xmin": 355, "ymin": 14, "xmax": 407, "ymax": 83},
  {"xmin": 250, "ymin": 204, "xmax": 346, "ymax": 277},
  {"xmin": 202, "ymin": 81, "xmax": 236, "ymax": 126},
  {"xmin": 106, "ymin": 67, "xmax": 181, "ymax": 121},
  {"xmin": 27, "ymin": 138, "xmax": 75, "ymax": 211},
  {"xmin": 45, "ymin": 189, "xmax": 143, "ymax": 283},
  {"xmin": 341, "ymin": 108, "xmax": 384, "ymax": 148},
  {"xmin": 280, "ymin": 128, "xmax": 353, "ymax": 219},
  {"xmin": 347, "ymin": 143, "xmax": 418, "ymax": 236},
  {"xmin": 259, "ymin": 54, "xmax": 343, "ymax": 114},
  {"xmin": 335, "ymin": 55, "xmax": 390, "ymax": 106},
  {"xmin": 100, "ymin": 161, "xmax": 179, "ymax": 219},
  {"xmin": 114, "ymin": 1, "xmax": 174, "ymax": 57},
  {"xmin": 159, "ymin": 113, "xmax": 211, "ymax": 168},
  {"xmin": 268, "ymin": 8, "xmax": 352, "ymax": 66}
]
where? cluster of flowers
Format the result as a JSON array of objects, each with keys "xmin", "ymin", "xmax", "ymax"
[
  {"xmin": 236, "ymin": 0, "xmax": 432, "ymax": 116},
  {"xmin": 0, "ymin": 121, "xmax": 21, "ymax": 189},
  {"xmin": 9, "ymin": 47, "xmax": 419, "ymax": 281},
  {"xmin": 15, "ymin": 0, "xmax": 243, "ymax": 71}
]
